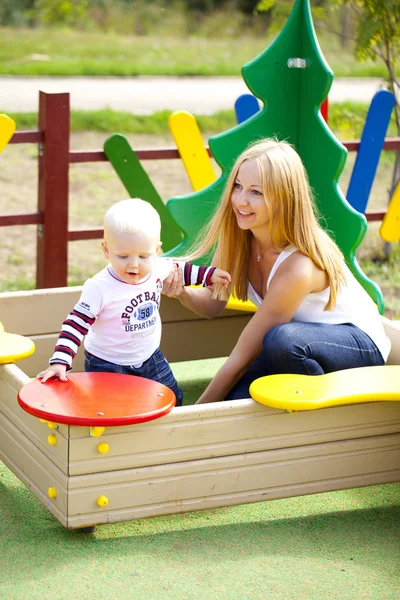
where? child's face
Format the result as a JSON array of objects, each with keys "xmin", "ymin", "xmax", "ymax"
[
  {"xmin": 102, "ymin": 230, "xmax": 161, "ymax": 284},
  {"xmin": 231, "ymin": 159, "xmax": 269, "ymax": 232}
]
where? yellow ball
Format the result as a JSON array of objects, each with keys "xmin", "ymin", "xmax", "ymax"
[
  {"xmin": 97, "ymin": 442, "xmax": 110, "ymax": 454},
  {"xmin": 90, "ymin": 426, "xmax": 105, "ymax": 438},
  {"xmin": 47, "ymin": 434, "xmax": 57, "ymax": 446},
  {"xmin": 47, "ymin": 421, "xmax": 57, "ymax": 429},
  {"xmin": 97, "ymin": 495, "xmax": 108, "ymax": 507},
  {"xmin": 47, "ymin": 487, "xmax": 57, "ymax": 499}
]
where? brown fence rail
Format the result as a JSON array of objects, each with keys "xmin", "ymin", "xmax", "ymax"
[{"xmin": 2, "ymin": 91, "xmax": 400, "ymax": 289}]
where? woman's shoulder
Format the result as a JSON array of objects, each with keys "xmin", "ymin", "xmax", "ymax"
[
  {"xmin": 279, "ymin": 249, "xmax": 316, "ymax": 273},
  {"xmin": 272, "ymin": 250, "xmax": 327, "ymax": 292}
]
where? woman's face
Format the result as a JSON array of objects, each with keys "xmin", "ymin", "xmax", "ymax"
[{"xmin": 231, "ymin": 159, "xmax": 269, "ymax": 232}]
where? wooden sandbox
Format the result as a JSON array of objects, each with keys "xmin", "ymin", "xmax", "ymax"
[{"xmin": 0, "ymin": 287, "xmax": 399, "ymax": 530}]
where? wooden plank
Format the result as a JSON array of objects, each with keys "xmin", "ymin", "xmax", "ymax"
[
  {"xmin": 1, "ymin": 354, "xmax": 400, "ymax": 530},
  {"xmin": 9, "ymin": 130, "xmax": 43, "ymax": 144},
  {"xmin": 0, "ymin": 212, "xmax": 42, "ymax": 226},
  {"xmin": 0, "ymin": 410, "xmax": 69, "ymax": 527},
  {"xmin": 384, "ymin": 317, "xmax": 400, "ymax": 365},
  {"xmin": 0, "ymin": 364, "xmax": 70, "ymax": 472},
  {"xmin": 65, "ymin": 433, "xmax": 400, "ymax": 528},
  {"xmin": 0, "ymin": 287, "xmax": 249, "ymax": 334},
  {"xmin": 67, "ymin": 400, "xmax": 400, "ymax": 475},
  {"xmin": 160, "ymin": 315, "xmax": 251, "ymax": 362},
  {"xmin": 13, "ymin": 311, "xmax": 248, "ymax": 376},
  {"xmin": 0, "ymin": 287, "xmax": 81, "ymax": 335},
  {"xmin": 68, "ymin": 227, "xmax": 103, "ymax": 241},
  {"xmin": 69, "ymin": 147, "xmax": 183, "ymax": 164},
  {"xmin": 9, "ymin": 334, "xmax": 85, "ymax": 378},
  {"xmin": 36, "ymin": 91, "xmax": 70, "ymax": 289}
]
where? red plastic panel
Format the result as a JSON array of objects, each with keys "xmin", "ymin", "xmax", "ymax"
[{"xmin": 18, "ymin": 373, "xmax": 176, "ymax": 426}]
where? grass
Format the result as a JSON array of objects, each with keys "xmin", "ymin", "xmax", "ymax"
[
  {"xmin": 1, "ymin": 458, "xmax": 399, "ymax": 599},
  {"xmin": 3, "ymin": 102, "xmax": 399, "ymax": 138},
  {"xmin": 3, "ymin": 108, "xmax": 239, "ymax": 136},
  {"xmin": 0, "ymin": 25, "xmax": 388, "ymax": 78}
]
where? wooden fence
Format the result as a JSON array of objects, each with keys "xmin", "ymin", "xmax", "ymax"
[{"xmin": 2, "ymin": 90, "xmax": 400, "ymax": 289}]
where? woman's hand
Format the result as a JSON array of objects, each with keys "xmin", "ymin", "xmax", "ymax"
[
  {"xmin": 36, "ymin": 364, "xmax": 68, "ymax": 383},
  {"xmin": 162, "ymin": 263, "xmax": 184, "ymax": 298}
]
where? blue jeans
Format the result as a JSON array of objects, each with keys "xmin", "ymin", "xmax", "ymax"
[
  {"xmin": 226, "ymin": 322, "xmax": 385, "ymax": 400},
  {"xmin": 84, "ymin": 348, "xmax": 183, "ymax": 406}
]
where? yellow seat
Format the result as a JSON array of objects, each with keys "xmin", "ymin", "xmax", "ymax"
[
  {"xmin": 0, "ymin": 114, "xmax": 16, "ymax": 154},
  {"xmin": 0, "ymin": 325, "xmax": 35, "ymax": 364},
  {"xmin": 250, "ymin": 365, "xmax": 400, "ymax": 411},
  {"xmin": 226, "ymin": 296, "xmax": 257, "ymax": 313}
]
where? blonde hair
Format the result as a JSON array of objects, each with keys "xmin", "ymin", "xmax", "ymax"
[
  {"xmin": 104, "ymin": 198, "xmax": 161, "ymax": 240},
  {"xmin": 188, "ymin": 138, "xmax": 345, "ymax": 310}
]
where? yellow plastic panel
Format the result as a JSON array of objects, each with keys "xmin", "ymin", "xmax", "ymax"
[
  {"xmin": 0, "ymin": 114, "xmax": 16, "ymax": 154},
  {"xmin": 250, "ymin": 365, "xmax": 400, "ymax": 411},
  {"xmin": 380, "ymin": 181, "xmax": 400, "ymax": 242},
  {"xmin": 0, "ymin": 332, "xmax": 35, "ymax": 364},
  {"xmin": 168, "ymin": 111, "xmax": 216, "ymax": 191},
  {"xmin": 226, "ymin": 297, "xmax": 257, "ymax": 313}
]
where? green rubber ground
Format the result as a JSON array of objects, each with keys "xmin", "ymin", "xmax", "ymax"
[{"xmin": 1, "ymin": 358, "xmax": 399, "ymax": 599}]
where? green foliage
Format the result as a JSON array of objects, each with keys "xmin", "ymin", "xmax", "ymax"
[
  {"xmin": 344, "ymin": 0, "xmax": 400, "ymax": 64},
  {"xmin": 256, "ymin": 0, "xmax": 326, "ymax": 32},
  {"xmin": 0, "ymin": 0, "xmax": 35, "ymax": 26},
  {"xmin": 35, "ymin": 0, "xmax": 89, "ymax": 27},
  {"xmin": 236, "ymin": 0, "xmax": 259, "ymax": 14}
]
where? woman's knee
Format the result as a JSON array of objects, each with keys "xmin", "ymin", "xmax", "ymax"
[{"xmin": 263, "ymin": 323, "xmax": 297, "ymax": 355}]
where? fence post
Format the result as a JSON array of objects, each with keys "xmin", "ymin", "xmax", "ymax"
[{"xmin": 36, "ymin": 91, "xmax": 70, "ymax": 288}]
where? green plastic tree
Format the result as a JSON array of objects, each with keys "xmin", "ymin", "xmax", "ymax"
[{"xmin": 166, "ymin": 0, "xmax": 384, "ymax": 312}]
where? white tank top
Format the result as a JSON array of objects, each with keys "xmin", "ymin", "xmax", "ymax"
[{"xmin": 247, "ymin": 247, "xmax": 391, "ymax": 361}]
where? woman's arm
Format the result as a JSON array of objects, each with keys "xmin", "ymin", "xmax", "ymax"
[
  {"xmin": 195, "ymin": 254, "xmax": 323, "ymax": 403},
  {"xmin": 178, "ymin": 285, "xmax": 227, "ymax": 319}
]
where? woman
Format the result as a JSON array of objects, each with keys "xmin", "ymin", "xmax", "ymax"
[{"xmin": 164, "ymin": 138, "xmax": 390, "ymax": 404}]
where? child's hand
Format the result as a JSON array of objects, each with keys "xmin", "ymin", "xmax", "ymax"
[
  {"xmin": 211, "ymin": 268, "xmax": 231, "ymax": 288},
  {"xmin": 36, "ymin": 364, "xmax": 68, "ymax": 383}
]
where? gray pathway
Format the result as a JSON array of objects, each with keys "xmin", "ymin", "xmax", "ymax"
[{"xmin": 0, "ymin": 76, "xmax": 387, "ymax": 114}]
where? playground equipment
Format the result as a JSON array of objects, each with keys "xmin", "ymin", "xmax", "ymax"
[
  {"xmin": 234, "ymin": 94, "xmax": 260, "ymax": 124},
  {"xmin": 0, "ymin": 290, "xmax": 399, "ymax": 531},
  {"xmin": 0, "ymin": 114, "xmax": 16, "ymax": 154},
  {"xmin": 347, "ymin": 90, "xmax": 395, "ymax": 214},
  {"xmin": 0, "ymin": 322, "xmax": 35, "ymax": 364},
  {"xmin": 105, "ymin": 2, "xmax": 385, "ymax": 312},
  {"xmin": 250, "ymin": 365, "xmax": 400, "ymax": 412},
  {"xmin": 0, "ymin": 289, "xmax": 399, "ymax": 530},
  {"xmin": 234, "ymin": 94, "xmax": 328, "ymax": 125},
  {"xmin": 380, "ymin": 180, "xmax": 400, "ymax": 243},
  {"xmin": 168, "ymin": 111, "xmax": 217, "ymax": 192},
  {"xmin": 0, "ymin": 0, "xmax": 399, "ymax": 531},
  {"xmin": 18, "ymin": 373, "xmax": 176, "ymax": 426},
  {"xmin": 103, "ymin": 134, "xmax": 183, "ymax": 252}
]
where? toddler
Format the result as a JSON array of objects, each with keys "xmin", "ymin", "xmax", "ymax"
[{"xmin": 37, "ymin": 198, "xmax": 231, "ymax": 405}]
